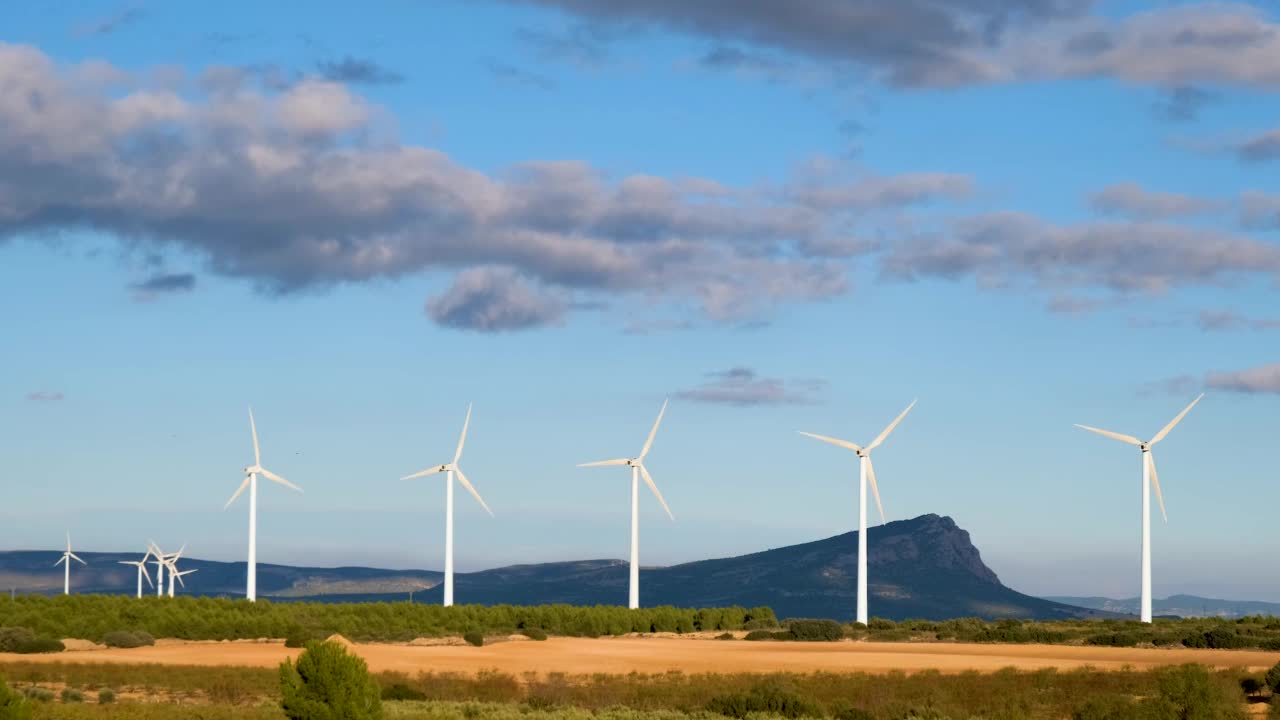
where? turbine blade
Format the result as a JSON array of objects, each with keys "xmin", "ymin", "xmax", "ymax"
[
  {"xmin": 1150, "ymin": 394, "xmax": 1204, "ymax": 446},
  {"xmin": 866, "ymin": 457, "xmax": 886, "ymax": 525},
  {"xmin": 260, "ymin": 467, "xmax": 302, "ymax": 493},
  {"xmin": 70, "ymin": 553, "xmax": 86, "ymax": 565},
  {"xmin": 141, "ymin": 563, "xmax": 153, "ymax": 587},
  {"xmin": 639, "ymin": 464, "xmax": 675, "ymax": 522},
  {"xmin": 249, "ymin": 407, "xmax": 261, "ymax": 466},
  {"xmin": 797, "ymin": 431, "xmax": 862, "ymax": 452},
  {"xmin": 1147, "ymin": 453, "xmax": 1168, "ymax": 524},
  {"xmin": 224, "ymin": 476, "xmax": 251, "ymax": 510},
  {"xmin": 454, "ymin": 403, "xmax": 472, "ymax": 464},
  {"xmin": 866, "ymin": 400, "xmax": 917, "ymax": 451},
  {"xmin": 454, "ymin": 467, "xmax": 494, "ymax": 517},
  {"xmin": 639, "ymin": 399, "xmax": 668, "ymax": 459},
  {"xmin": 401, "ymin": 466, "xmax": 445, "ymax": 480},
  {"xmin": 54, "ymin": 556, "xmax": 65, "ymax": 567},
  {"xmin": 577, "ymin": 458, "xmax": 630, "ymax": 468},
  {"xmin": 1073, "ymin": 424, "xmax": 1143, "ymax": 446}
]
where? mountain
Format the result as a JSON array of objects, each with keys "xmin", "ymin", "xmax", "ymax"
[
  {"xmin": 1045, "ymin": 594, "xmax": 1280, "ymax": 619},
  {"xmin": 0, "ymin": 514, "xmax": 1113, "ymax": 621}
]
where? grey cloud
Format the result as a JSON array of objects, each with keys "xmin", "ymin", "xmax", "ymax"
[
  {"xmin": 882, "ymin": 212, "xmax": 1280, "ymax": 297},
  {"xmin": 1153, "ymin": 86, "xmax": 1217, "ymax": 122},
  {"xmin": 1206, "ymin": 363, "xmax": 1280, "ymax": 394},
  {"xmin": 508, "ymin": 0, "xmax": 1089, "ymax": 88},
  {"xmin": 0, "ymin": 43, "xmax": 885, "ymax": 327},
  {"xmin": 1197, "ymin": 309, "xmax": 1246, "ymax": 332},
  {"xmin": 427, "ymin": 266, "xmax": 566, "ymax": 332},
  {"xmin": 316, "ymin": 56, "xmax": 404, "ymax": 86},
  {"xmin": 482, "ymin": 59, "xmax": 556, "ymax": 91},
  {"xmin": 1242, "ymin": 191, "xmax": 1280, "ymax": 228},
  {"xmin": 515, "ymin": 23, "xmax": 615, "ymax": 67},
  {"xmin": 675, "ymin": 367, "xmax": 827, "ymax": 406},
  {"xmin": 132, "ymin": 273, "xmax": 196, "ymax": 293},
  {"xmin": 26, "ymin": 391, "xmax": 64, "ymax": 402},
  {"xmin": 1089, "ymin": 182, "xmax": 1222, "ymax": 220},
  {"xmin": 1045, "ymin": 294, "xmax": 1106, "ymax": 315},
  {"xmin": 76, "ymin": 6, "xmax": 144, "ymax": 37},
  {"xmin": 1238, "ymin": 130, "xmax": 1280, "ymax": 163},
  {"xmin": 794, "ymin": 173, "xmax": 974, "ymax": 211},
  {"xmin": 1138, "ymin": 375, "xmax": 1199, "ymax": 397}
]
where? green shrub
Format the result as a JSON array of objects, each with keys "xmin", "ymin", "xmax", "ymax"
[
  {"xmin": 743, "ymin": 630, "xmax": 773, "ymax": 641},
  {"xmin": 20, "ymin": 688, "xmax": 52, "ymax": 704},
  {"xmin": 787, "ymin": 619, "xmax": 844, "ymax": 642},
  {"xmin": 520, "ymin": 628, "xmax": 547, "ymax": 641},
  {"xmin": 1241, "ymin": 677, "xmax": 1264, "ymax": 697},
  {"xmin": 380, "ymin": 683, "xmax": 426, "ymax": 701},
  {"xmin": 0, "ymin": 675, "xmax": 32, "ymax": 720},
  {"xmin": 1072, "ymin": 696, "xmax": 1141, "ymax": 720},
  {"xmin": 0, "ymin": 629, "xmax": 35, "ymax": 653},
  {"xmin": 1155, "ymin": 664, "xmax": 1246, "ymax": 720},
  {"xmin": 707, "ymin": 681, "xmax": 821, "ymax": 719},
  {"xmin": 279, "ymin": 640, "xmax": 383, "ymax": 720},
  {"xmin": 285, "ymin": 625, "xmax": 314, "ymax": 649},
  {"xmin": 830, "ymin": 703, "xmax": 874, "ymax": 720},
  {"xmin": 11, "ymin": 638, "xmax": 63, "ymax": 655},
  {"xmin": 771, "ymin": 631, "xmax": 796, "ymax": 641},
  {"xmin": 464, "ymin": 632, "xmax": 484, "ymax": 647},
  {"xmin": 741, "ymin": 618, "xmax": 777, "ymax": 631},
  {"xmin": 59, "ymin": 688, "xmax": 84, "ymax": 703},
  {"xmin": 96, "ymin": 689, "xmax": 116, "ymax": 704},
  {"xmin": 867, "ymin": 618, "xmax": 896, "ymax": 630},
  {"xmin": 716, "ymin": 632, "xmax": 735, "ymax": 640},
  {"xmin": 1267, "ymin": 661, "xmax": 1280, "ymax": 693},
  {"xmin": 102, "ymin": 630, "xmax": 155, "ymax": 648}
]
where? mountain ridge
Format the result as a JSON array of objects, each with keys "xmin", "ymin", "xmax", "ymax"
[{"xmin": 0, "ymin": 514, "xmax": 1113, "ymax": 621}]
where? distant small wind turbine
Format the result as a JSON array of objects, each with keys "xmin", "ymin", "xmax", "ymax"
[
  {"xmin": 578, "ymin": 399, "xmax": 675, "ymax": 610},
  {"xmin": 162, "ymin": 544, "xmax": 188, "ymax": 598},
  {"xmin": 226, "ymin": 408, "xmax": 302, "ymax": 602},
  {"xmin": 54, "ymin": 532, "xmax": 86, "ymax": 595},
  {"xmin": 118, "ymin": 551, "xmax": 154, "ymax": 599},
  {"xmin": 799, "ymin": 400, "xmax": 916, "ymax": 626},
  {"xmin": 1075, "ymin": 394, "xmax": 1203, "ymax": 624},
  {"xmin": 147, "ymin": 541, "xmax": 168, "ymax": 598},
  {"xmin": 400, "ymin": 404, "xmax": 493, "ymax": 607}
]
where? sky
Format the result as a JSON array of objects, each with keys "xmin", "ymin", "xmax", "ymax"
[{"xmin": 1, "ymin": 0, "xmax": 1279, "ymax": 602}]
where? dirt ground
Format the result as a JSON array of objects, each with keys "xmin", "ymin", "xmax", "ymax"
[{"xmin": 4, "ymin": 636, "xmax": 1279, "ymax": 676}]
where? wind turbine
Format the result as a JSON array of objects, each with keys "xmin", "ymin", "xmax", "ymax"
[
  {"xmin": 225, "ymin": 408, "xmax": 302, "ymax": 602},
  {"xmin": 118, "ymin": 550, "xmax": 153, "ymax": 599},
  {"xmin": 577, "ymin": 399, "xmax": 675, "ymax": 610},
  {"xmin": 799, "ymin": 400, "xmax": 916, "ymax": 626},
  {"xmin": 147, "ymin": 542, "xmax": 168, "ymax": 598},
  {"xmin": 54, "ymin": 532, "xmax": 86, "ymax": 595},
  {"xmin": 169, "ymin": 569, "xmax": 198, "ymax": 597},
  {"xmin": 400, "ymin": 404, "xmax": 493, "ymax": 607},
  {"xmin": 162, "ymin": 545, "xmax": 188, "ymax": 598},
  {"xmin": 1075, "ymin": 394, "xmax": 1203, "ymax": 623}
]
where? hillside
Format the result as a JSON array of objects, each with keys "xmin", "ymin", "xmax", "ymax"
[
  {"xmin": 1046, "ymin": 594, "xmax": 1280, "ymax": 619},
  {"xmin": 0, "ymin": 514, "xmax": 1111, "ymax": 621}
]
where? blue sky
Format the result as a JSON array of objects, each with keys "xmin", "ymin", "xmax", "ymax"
[{"xmin": 1, "ymin": 0, "xmax": 1279, "ymax": 601}]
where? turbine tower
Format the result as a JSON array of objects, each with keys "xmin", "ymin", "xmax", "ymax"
[
  {"xmin": 400, "ymin": 404, "xmax": 494, "ymax": 607},
  {"xmin": 118, "ymin": 550, "xmax": 153, "ymax": 599},
  {"xmin": 54, "ymin": 532, "xmax": 86, "ymax": 595},
  {"xmin": 147, "ymin": 542, "xmax": 167, "ymax": 598},
  {"xmin": 578, "ymin": 399, "xmax": 675, "ymax": 610},
  {"xmin": 799, "ymin": 400, "xmax": 916, "ymax": 626},
  {"xmin": 1075, "ymin": 394, "xmax": 1203, "ymax": 623},
  {"xmin": 169, "ymin": 569, "xmax": 198, "ymax": 597},
  {"xmin": 226, "ymin": 408, "xmax": 302, "ymax": 602}
]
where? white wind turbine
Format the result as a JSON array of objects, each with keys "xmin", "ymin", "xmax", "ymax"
[
  {"xmin": 169, "ymin": 569, "xmax": 198, "ymax": 597},
  {"xmin": 400, "ymin": 404, "xmax": 493, "ymax": 607},
  {"xmin": 162, "ymin": 545, "xmax": 188, "ymax": 598},
  {"xmin": 799, "ymin": 400, "xmax": 916, "ymax": 626},
  {"xmin": 577, "ymin": 399, "xmax": 675, "ymax": 610},
  {"xmin": 54, "ymin": 532, "xmax": 86, "ymax": 596},
  {"xmin": 1075, "ymin": 394, "xmax": 1204, "ymax": 624},
  {"xmin": 118, "ymin": 550, "xmax": 154, "ymax": 599},
  {"xmin": 225, "ymin": 408, "xmax": 302, "ymax": 602},
  {"xmin": 147, "ymin": 542, "xmax": 169, "ymax": 598}
]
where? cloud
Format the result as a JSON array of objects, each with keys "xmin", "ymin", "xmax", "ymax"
[
  {"xmin": 1197, "ymin": 309, "xmax": 1246, "ymax": 332},
  {"xmin": 0, "ymin": 43, "xmax": 904, "ymax": 327},
  {"xmin": 1206, "ymin": 363, "xmax": 1280, "ymax": 394},
  {"xmin": 1137, "ymin": 375, "xmax": 1199, "ymax": 397},
  {"xmin": 508, "ymin": 0, "xmax": 1087, "ymax": 88},
  {"xmin": 131, "ymin": 272, "xmax": 196, "ymax": 293},
  {"xmin": 508, "ymin": 2, "xmax": 1280, "ymax": 91},
  {"xmin": 793, "ymin": 172, "xmax": 974, "ymax": 211},
  {"xmin": 482, "ymin": 59, "xmax": 556, "ymax": 91},
  {"xmin": 881, "ymin": 212, "xmax": 1280, "ymax": 298},
  {"xmin": 675, "ymin": 367, "xmax": 827, "ymax": 406},
  {"xmin": 316, "ymin": 56, "xmax": 404, "ymax": 86},
  {"xmin": 76, "ymin": 6, "xmax": 144, "ymax": 37},
  {"xmin": 26, "ymin": 391, "xmax": 64, "ymax": 402},
  {"xmin": 1236, "ymin": 129, "xmax": 1280, "ymax": 163},
  {"xmin": 515, "ymin": 23, "xmax": 615, "ymax": 67},
  {"xmin": 1088, "ymin": 182, "xmax": 1222, "ymax": 220},
  {"xmin": 426, "ymin": 266, "xmax": 566, "ymax": 331},
  {"xmin": 1241, "ymin": 191, "xmax": 1280, "ymax": 228},
  {"xmin": 1152, "ymin": 85, "xmax": 1217, "ymax": 122}
]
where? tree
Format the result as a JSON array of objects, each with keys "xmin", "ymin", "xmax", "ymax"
[
  {"xmin": 0, "ymin": 675, "xmax": 31, "ymax": 720},
  {"xmin": 279, "ymin": 641, "xmax": 382, "ymax": 720},
  {"xmin": 1266, "ymin": 661, "xmax": 1280, "ymax": 694}
]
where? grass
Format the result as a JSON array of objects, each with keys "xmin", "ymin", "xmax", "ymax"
[{"xmin": 1, "ymin": 662, "xmax": 1264, "ymax": 720}]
